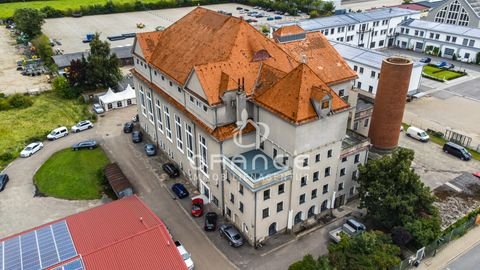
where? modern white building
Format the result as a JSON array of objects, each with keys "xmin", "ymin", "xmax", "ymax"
[
  {"xmin": 330, "ymin": 40, "xmax": 424, "ymax": 96},
  {"xmin": 132, "ymin": 8, "xmax": 370, "ymax": 247},
  {"xmin": 424, "ymin": 0, "xmax": 480, "ymax": 28},
  {"xmin": 274, "ymin": 7, "xmax": 421, "ymax": 49},
  {"xmin": 396, "ymin": 18, "xmax": 480, "ymax": 62}
]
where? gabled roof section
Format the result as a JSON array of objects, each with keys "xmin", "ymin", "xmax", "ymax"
[
  {"xmin": 135, "ymin": 31, "xmax": 163, "ymax": 61},
  {"xmin": 273, "ymin": 25, "xmax": 305, "ymax": 36},
  {"xmin": 146, "ymin": 7, "xmax": 297, "ymax": 105},
  {"xmin": 255, "ymin": 64, "xmax": 349, "ymax": 124},
  {"xmin": 278, "ymin": 32, "xmax": 358, "ymax": 85}
]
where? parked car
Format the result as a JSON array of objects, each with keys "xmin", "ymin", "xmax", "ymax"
[
  {"xmin": 72, "ymin": 140, "xmax": 97, "ymax": 151},
  {"xmin": 274, "ymin": 16, "xmax": 283, "ymax": 20},
  {"xmin": 419, "ymin": 57, "xmax": 431, "ymax": 63},
  {"xmin": 406, "ymin": 126, "xmax": 429, "ymax": 142},
  {"xmin": 236, "ymin": 7, "xmax": 243, "ymax": 10},
  {"xmin": 191, "ymin": 198, "xmax": 204, "ymax": 217},
  {"xmin": 163, "ymin": 163, "xmax": 180, "ymax": 178},
  {"xmin": 267, "ymin": 17, "xmax": 274, "ymax": 21},
  {"xmin": 123, "ymin": 122, "xmax": 134, "ymax": 133},
  {"xmin": 132, "ymin": 131, "xmax": 143, "ymax": 143},
  {"xmin": 329, "ymin": 218, "xmax": 366, "ymax": 243},
  {"xmin": 144, "ymin": 144, "xmax": 156, "ymax": 156},
  {"xmin": 473, "ymin": 172, "xmax": 480, "ymax": 178},
  {"xmin": 219, "ymin": 224, "xmax": 244, "ymax": 247},
  {"xmin": 20, "ymin": 142, "xmax": 43, "ymax": 157},
  {"xmin": 0, "ymin": 174, "xmax": 9, "ymax": 192},
  {"xmin": 47, "ymin": 126, "xmax": 68, "ymax": 140},
  {"xmin": 71, "ymin": 120, "xmax": 94, "ymax": 133},
  {"xmin": 171, "ymin": 183, "xmax": 189, "ymax": 199},
  {"xmin": 204, "ymin": 212, "xmax": 218, "ymax": 231},
  {"xmin": 92, "ymin": 103, "xmax": 104, "ymax": 114},
  {"xmin": 443, "ymin": 142, "xmax": 472, "ymax": 161},
  {"xmin": 175, "ymin": 241, "xmax": 194, "ymax": 270}
]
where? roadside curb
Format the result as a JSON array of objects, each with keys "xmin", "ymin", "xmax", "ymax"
[{"xmin": 436, "ymin": 225, "xmax": 480, "ymax": 269}]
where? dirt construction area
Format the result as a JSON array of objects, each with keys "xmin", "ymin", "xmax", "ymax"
[{"xmin": 0, "ymin": 28, "xmax": 50, "ymax": 95}]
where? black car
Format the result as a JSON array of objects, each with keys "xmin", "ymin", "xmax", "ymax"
[
  {"xmin": 124, "ymin": 122, "xmax": 134, "ymax": 133},
  {"xmin": 443, "ymin": 142, "xmax": 472, "ymax": 161},
  {"xmin": 0, "ymin": 174, "xmax": 9, "ymax": 192},
  {"xmin": 419, "ymin": 57, "xmax": 431, "ymax": 63},
  {"xmin": 132, "ymin": 131, "xmax": 143, "ymax": 143},
  {"xmin": 171, "ymin": 183, "xmax": 189, "ymax": 199},
  {"xmin": 72, "ymin": 140, "xmax": 97, "ymax": 151},
  {"xmin": 204, "ymin": 212, "xmax": 218, "ymax": 231},
  {"xmin": 163, "ymin": 163, "xmax": 179, "ymax": 178}
]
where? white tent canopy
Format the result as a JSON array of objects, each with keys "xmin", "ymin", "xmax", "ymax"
[{"xmin": 99, "ymin": 84, "xmax": 136, "ymax": 111}]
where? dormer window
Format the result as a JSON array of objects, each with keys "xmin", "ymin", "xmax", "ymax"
[{"xmin": 321, "ymin": 100, "xmax": 329, "ymax": 109}]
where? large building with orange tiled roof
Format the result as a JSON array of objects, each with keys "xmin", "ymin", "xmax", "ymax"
[{"xmin": 132, "ymin": 7, "xmax": 369, "ymax": 246}]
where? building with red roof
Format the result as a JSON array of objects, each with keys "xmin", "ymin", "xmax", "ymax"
[{"xmin": 0, "ymin": 196, "xmax": 187, "ymax": 270}]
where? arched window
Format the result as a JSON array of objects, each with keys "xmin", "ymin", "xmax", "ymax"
[
  {"xmin": 321, "ymin": 200, "xmax": 329, "ymax": 212},
  {"xmin": 434, "ymin": 0, "xmax": 470, "ymax": 26},
  {"xmin": 294, "ymin": 212, "xmax": 303, "ymax": 225},
  {"xmin": 269, "ymin": 222, "xmax": 277, "ymax": 236},
  {"xmin": 308, "ymin": 206, "xmax": 316, "ymax": 218}
]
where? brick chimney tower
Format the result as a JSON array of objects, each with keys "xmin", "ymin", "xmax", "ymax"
[{"xmin": 368, "ymin": 57, "xmax": 413, "ymax": 152}]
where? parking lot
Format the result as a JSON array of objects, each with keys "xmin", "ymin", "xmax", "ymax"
[{"xmin": 43, "ymin": 3, "xmax": 307, "ymax": 53}]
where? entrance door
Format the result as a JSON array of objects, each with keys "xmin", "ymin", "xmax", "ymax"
[
  {"xmin": 334, "ymin": 195, "xmax": 345, "ymax": 208},
  {"xmin": 200, "ymin": 180, "xmax": 210, "ymax": 202},
  {"xmin": 268, "ymin": 223, "xmax": 277, "ymax": 236}
]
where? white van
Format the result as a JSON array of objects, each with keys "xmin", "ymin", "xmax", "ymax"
[
  {"xmin": 406, "ymin": 126, "xmax": 429, "ymax": 142},
  {"xmin": 47, "ymin": 126, "xmax": 69, "ymax": 140}
]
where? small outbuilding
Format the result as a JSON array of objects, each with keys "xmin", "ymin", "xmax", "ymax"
[
  {"xmin": 103, "ymin": 162, "xmax": 133, "ymax": 198},
  {"xmin": 99, "ymin": 84, "xmax": 136, "ymax": 111}
]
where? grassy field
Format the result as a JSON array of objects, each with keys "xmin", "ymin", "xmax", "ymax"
[
  {"xmin": 0, "ymin": 92, "xmax": 92, "ymax": 169},
  {"xmin": 34, "ymin": 147, "xmax": 110, "ymax": 199},
  {"xmin": 0, "ymin": 0, "xmax": 166, "ymax": 18},
  {"xmin": 422, "ymin": 65, "xmax": 465, "ymax": 81}
]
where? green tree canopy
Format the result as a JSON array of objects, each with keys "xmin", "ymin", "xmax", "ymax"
[
  {"xmin": 85, "ymin": 33, "xmax": 122, "ymax": 89},
  {"xmin": 357, "ymin": 148, "xmax": 441, "ymax": 246},
  {"xmin": 13, "ymin": 8, "xmax": 45, "ymax": 38},
  {"xmin": 31, "ymin": 34, "xmax": 52, "ymax": 64},
  {"xmin": 289, "ymin": 255, "xmax": 334, "ymax": 270},
  {"xmin": 328, "ymin": 231, "xmax": 401, "ymax": 270}
]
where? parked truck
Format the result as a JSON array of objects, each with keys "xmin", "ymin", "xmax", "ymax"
[{"xmin": 329, "ymin": 218, "xmax": 366, "ymax": 243}]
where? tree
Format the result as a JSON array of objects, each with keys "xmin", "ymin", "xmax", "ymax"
[
  {"xmin": 309, "ymin": 10, "xmax": 320, "ymax": 18},
  {"xmin": 289, "ymin": 255, "xmax": 334, "ymax": 270},
  {"xmin": 328, "ymin": 231, "xmax": 401, "ymax": 270},
  {"xmin": 31, "ymin": 34, "xmax": 53, "ymax": 64},
  {"xmin": 53, "ymin": 76, "xmax": 79, "ymax": 99},
  {"xmin": 68, "ymin": 56, "xmax": 88, "ymax": 87},
  {"xmin": 357, "ymin": 148, "xmax": 441, "ymax": 246},
  {"xmin": 320, "ymin": 1, "xmax": 335, "ymax": 16},
  {"xmin": 391, "ymin": 227, "xmax": 412, "ymax": 247},
  {"xmin": 85, "ymin": 33, "xmax": 122, "ymax": 89},
  {"xmin": 13, "ymin": 8, "xmax": 45, "ymax": 38}
]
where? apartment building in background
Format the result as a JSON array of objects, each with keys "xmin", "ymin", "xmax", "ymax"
[
  {"xmin": 273, "ymin": 8, "xmax": 421, "ymax": 49},
  {"xmin": 132, "ymin": 8, "xmax": 369, "ymax": 246},
  {"xmin": 396, "ymin": 18, "xmax": 480, "ymax": 62}
]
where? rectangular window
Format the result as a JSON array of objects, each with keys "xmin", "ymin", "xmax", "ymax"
[
  {"xmin": 452, "ymin": 36, "xmax": 457, "ymax": 42},
  {"xmin": 303, "ymin": 158, "xmax": 308, "ymax": 167},
  {"xmin": 169, "ymin": 81, "xmax": 173, "ymax": 87},
  {"xmin": 352, "ymin": 170, "xmax": 358, "ymax": 180},
  {"xmin": 339, "ymin": 89, "xmax": 344, "ymax": 97},
  {"xmin": 353, "ymin": 65, "xmax": 358, "ymax": 71},
  {"xmin": 357, "ymin": 82, "xmax": 362, "ymax": 89},
  {"xmin": 370, "ymin": 71, "xmax": 376, "ymax": 78},
  {"xmin": 185, "ymin": 124, "xmax": 194, "ymax": 160},
  {"xmin": 354, "ymin": 154, "xmax": 360, "ymax": 164},
  {"xmin": 164, "ymin": 106, "xmax": 172, "ymax": 141},
  {"xmin": 338, "ymin": 183, "xmax": 344, "ymax": 191},
  {"xmin": 435, "ymin": 34, "xmax": 439, "ymax": 39},
  {"xmin": 446, "ymin": 35, "xmax": 450, "ymax": 42},
  {"xmin": 299, "ymin": 194, "xmax": 305, "ymax": 204},
  {"xmin": 323, "ymin": 184, "xmax": 328, "ymax": 194},
  {"xmin": 239, "ymin": 184, "xmax": 244, "ymax": 195},
  {"xmin": 340, "ymin": 168, "xmax": 346, "ymax": 176},
  {"xmin": 239, "ymin": 202, "xmax": 244, "ymax": 213},
  {"xmin": 226, "ymin": 207, "xmax": 231, "ymax": 217},
  {"xmin": 301, "ymin": 176, "xmax": 307, "ymax": 187},
  {"xmin": 161, "ymin": 75, "xmax": 165, "ymax": 81},
  {"xmin": 175, "ymin": 115, "xmax": 183, "ymax": 152},
  {"xmin": 278, "ymin": 184, "xmax": 285, "ymax": 195},
  {"xmin": 315, "ymin": 154, "xmax": 320, "ymax": 162},
  {"xmin": 156, "ymin": 100, "xmax": 163, "ymax": 133},
  {"xmin": 139, "ymin": 88, "xmax": 146, "ymax": 116},
  {"xmin": 262, "ymin": 208, "xmax": 269, "ymax": 218},
  {"xmin": 230, "ymin": 193, "xmax": 234, "ymax": 203},
  {"xmin": 273, "ymin": 148, "xmax": 277, "ymax": 158},
  {"xmin": 264, "ymin": 189, "xmax": 270, "ymax": 200},
  {"xmin": 313, "ymin": 171, "xmax": 319, "ymax": 181},
  {"xmin": 199, "ymin": 134, "xmax": 208, "ymax": 175},
  {"xmin": 429, "ymin": 33, "xmax": 434, "ymax": 39},
  {"xmin": 177, "ymin": 87, "xmax": 182, "ymax": 93},
  {"xmin": 325, "ymin": 167, "xmax": 331, "ymax": 177},
  {"xmin": 190, "ymin": 95, "xmax": 195, "ymax": 103},
  {"xmin": 469, "ymin": 40, "xmax": 475, "ymax": 47},
  {"xmin": 364, "ymin": 118, "xmax": 369, "ymax": 127},
  {"xmin": 342, "ymin": 157, "xmax": 347, "ymax": 162},
  {"xmin": 146, "ymin": 92, "xmax": 154, "ymax": 123},
  {"xmin": 327, "ymin": 150, "xmax": 332, "ymax": 158},
  {"xmin": 311, "ymin": 189, "xmax": 317, "ymax": 199},
  {"xmin": 368, "ymin": 86, "xmax": 373, "ymax": 93},
  {"xmin": 277, "ymin": 202, "xmax": 283, "ymax": 212},
  {"xmin": 354, "ymin": 121, "xmax": 359, "ymax": 130},
  {"xmin": 359, "ymin": 67, "xmax": 364, "ymax": 74},
  {"xmin": 260, "ymin": 140, "xmax": 264, "ymax": 150}
]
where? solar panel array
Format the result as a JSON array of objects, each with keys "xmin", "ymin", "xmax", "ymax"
[
  {"xmin": 52, "ymin": 258, "xmax": 84, "ymax": 270},
  {"xmin": 0, "ymin": 221, "xmax": 78, "ymax": 270}
]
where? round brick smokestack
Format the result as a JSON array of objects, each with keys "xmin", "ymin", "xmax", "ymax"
[{"xmin": 368, "ymin": 57, "xmax": 413, "ymax": 152}]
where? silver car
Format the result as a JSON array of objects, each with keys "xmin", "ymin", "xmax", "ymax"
[
  {"xmin": 20, "ymin": 142, "xmax": 43, "ymax": 157},
  {"xmin": 92, "ymin": 103, "xmax": 104, "ymax": 114},
  {"xmin": 219, "ymin": 225, "xmax": 244, "ymax": 247}
]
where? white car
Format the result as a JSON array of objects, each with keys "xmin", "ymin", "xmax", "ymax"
[
  {"xmin": 71, "ymin": 120, "xmax": 94, "ymax": 133},
  {"xmin": 20, "ymin": 142, "xmax": 43, "ymax": 158},
  {"xmin": 92, "ymin": 103, "xmax": 104, "ymax": 114},
  {"xmin": 175, "ymin": 241, "xmax": 194, "ymax": 270}
]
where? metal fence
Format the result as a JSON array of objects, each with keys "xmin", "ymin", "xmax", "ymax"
[{"xmin": 392, "ymin": 217, "xmax": 477, "ymax": 270}]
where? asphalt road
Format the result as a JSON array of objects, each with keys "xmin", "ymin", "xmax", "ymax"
[{"xmin": 444, "ymin": 241, "xmax": 480, "ymax": 270}]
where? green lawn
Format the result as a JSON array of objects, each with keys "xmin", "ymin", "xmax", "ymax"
[
  {"xmin": 0, "ymin": 0, "xmax": 168, "ymax": 18},
  {"xmin": 0, "ymin": 92, "xmax": 92, "ymax": 169},
  {"xmin": 34, "ymin": 147, "xmax": 110, "ymax": 199},
  {"xmin": 422, "ymin": 65, "xmax": 465, "ymax": 81}
]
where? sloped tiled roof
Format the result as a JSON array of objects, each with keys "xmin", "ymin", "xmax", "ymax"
[
  {"xmin": 135, "ymin": 31, "xmax": 162, "ymax": 61},
  {"xmin": 273, "ymin": 25, "xmax": 305, "ymax": 36},
  {"xmin": 255, "ymin": 64, "xmax": 349, "ymax": 123},
  {"xmin": 278, "ymin": 32, "xmax": 358, "ymax": 85}
]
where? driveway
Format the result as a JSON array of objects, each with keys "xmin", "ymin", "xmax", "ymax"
[{"xmin": 398, "ymin": 132, "xmax": 480, "ymax": 190}]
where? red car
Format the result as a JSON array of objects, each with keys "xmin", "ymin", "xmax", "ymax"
[
  {"xmin": 474, "ymin": 172, "xmax": 480, "ymax": 178},
  {"xmin": 191, "ymin": 198, "xmax": 204, "ymax": 217}
]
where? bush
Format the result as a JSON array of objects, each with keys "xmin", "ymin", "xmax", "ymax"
[
  {"xmin": 53, "ymin": 76, "xmax": 80, "ymax": 99},
  {"xmin": 0, "ymin": 152, "xmax": 14, "ymax": 162},
  {"xmin": 40, "ymin": 6, "xmax": 64, "ymax": 18},
  {"xmin": 6, "ymin": 94, "xmax": 33, "ymax": 109}
]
